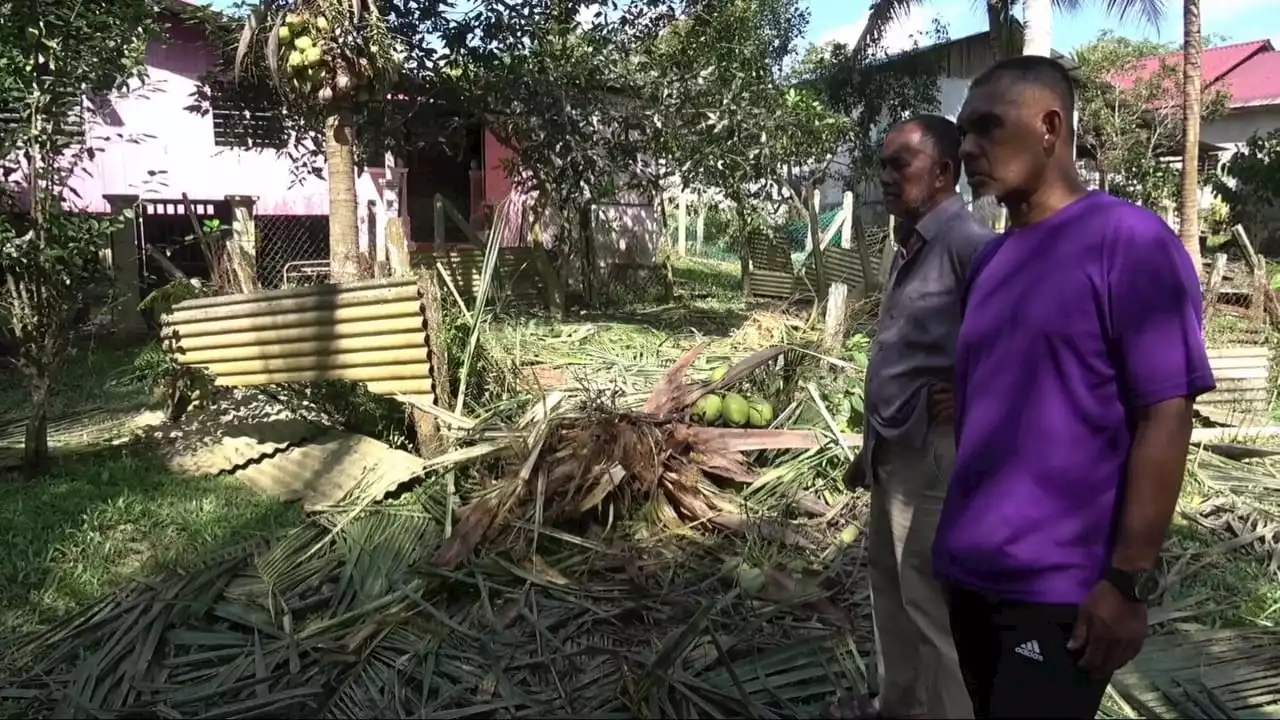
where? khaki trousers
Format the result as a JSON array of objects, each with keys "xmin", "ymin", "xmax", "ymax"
[{"xmin": 866, "ymin": 425, "xmax": 972, "ymax": 719}]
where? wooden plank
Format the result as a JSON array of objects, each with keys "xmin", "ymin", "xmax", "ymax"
[
  {"xmin": 1211, "ymin": 356, "xmax": 1272, "ymax": 370},
  {"xmin": 1211, "ymin": 377, "xmax": 1270, "ymax": 390},
  {"xmin": 1208, "ymin": 347, "xmax": 1271, "ymax": 359},
  {"xmin": 1212, "ymin": 367, "xmax": 1270, "ymax": 380}
]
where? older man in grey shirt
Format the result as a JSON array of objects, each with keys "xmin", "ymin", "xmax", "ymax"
[{"xmin": 830, "ymin": 115, "xmax": 993, "ymax": 720}]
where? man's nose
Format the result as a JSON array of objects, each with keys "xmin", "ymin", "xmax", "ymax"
[{"xmin": 959, "ymin": 135, "xmax": 979, "ymax": 161}]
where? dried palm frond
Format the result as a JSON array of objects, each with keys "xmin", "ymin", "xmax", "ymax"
[{"xmin": 2, "ymin": 505, "xmax": 871, "ymax": 720}]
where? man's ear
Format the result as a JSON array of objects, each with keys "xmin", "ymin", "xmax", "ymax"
[
  {"xmin": 938, "ymin": 160, "xmax": 955, "ymax": 189},
  {"xmin": 1042, "ymin": 108, "xmax": 1065, "ymax": 150}
]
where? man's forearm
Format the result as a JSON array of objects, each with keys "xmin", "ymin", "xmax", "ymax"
[{"xmin": 1110, "ymin": 398, "xmax": 1195, "ymax": 572}]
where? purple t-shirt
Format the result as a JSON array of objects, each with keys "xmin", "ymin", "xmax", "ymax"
[{"xmin": 933, "ymin": 191, "xmax": 1216, "ymax": 605}]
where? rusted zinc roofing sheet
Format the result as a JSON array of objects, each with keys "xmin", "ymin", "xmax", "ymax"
[{"xmin": 233, "ymin": 430, "xmax": 427, "ymax": 510}]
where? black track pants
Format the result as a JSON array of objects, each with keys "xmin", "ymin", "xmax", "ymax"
[{"xmin": 946, "ymin": 585, "xmax": 1112, "ymax": 719}]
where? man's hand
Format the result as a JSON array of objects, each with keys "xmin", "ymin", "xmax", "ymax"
[
  {"xmin": 928, "ymin": 383, "xmax": 955, "ymax": 425},
  {"xmin": 1067, "ymin": 580, "xmax": 1147, "ymax": 680},
  {"xmin": 842, "ymin": 452, "xmax": 868, "ymax": 491}
]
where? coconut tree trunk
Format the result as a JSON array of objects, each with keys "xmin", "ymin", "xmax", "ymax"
[
  {"xmin": 1179, "ymin": 0, "xmax": 1203, "ymax": 278},
  {"xmin": 325, "ymin": 112, "xmax": 364, "ymax": 283},
  {"xmin": 1022, "ymin": 0, "xmax": 1053, "ymax": 56}
]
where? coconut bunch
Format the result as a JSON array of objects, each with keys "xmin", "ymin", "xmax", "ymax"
[
  {"xmin": 432, "ymin": 344, "xmax": 821, "ymax": 570},
  {"xmin": 240, "ymin": 0, "xmax": 406, "ymax": 107},
  {"xmin": 692, "ymin": 363, "xmax": 776, "ymax": 429}
]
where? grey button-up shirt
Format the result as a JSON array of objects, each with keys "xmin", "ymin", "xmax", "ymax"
[{"xmin": 863, "ymin": 194, "xmax": 995, "ymax": 451}]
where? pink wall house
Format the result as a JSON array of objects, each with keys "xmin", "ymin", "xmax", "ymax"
[{"xmin": 65, "ymin": 6, "xmax": 383, "ymax": 224}]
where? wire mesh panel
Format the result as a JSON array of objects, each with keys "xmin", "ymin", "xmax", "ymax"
[{"xmin": 255, "ymin": 215, "xmax": 329, "ymax": 289}]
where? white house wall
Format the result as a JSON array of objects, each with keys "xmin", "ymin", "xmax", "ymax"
[{"xmin": 818, "ymin": 76, "xmax": 978, "ymax": 214}]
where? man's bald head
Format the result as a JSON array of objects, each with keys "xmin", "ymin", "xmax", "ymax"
[
  {"xmin": 957, "ymin": 55, "xmax": 1079, "ymax": 203},
  {"xmin": 971, "ymin": 55, "xmax": 1077, "ymax": 141}
]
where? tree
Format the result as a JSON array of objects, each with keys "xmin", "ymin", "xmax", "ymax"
[
  {"xmin": 646, "ymin": 0, "xmax": 848, "ymax": 275},
  {"xmin": 1213, "ymin": 130, "xmax": 1280, "ymax": 253},
  {"xmin": 0, "ymin": 0, "xmax": 158, "ymax": 473},
  {"xmin": 1179, "ymin": 0, "xmax": 1203, "ymax": 275},
  {"xmin": 233, "ymin": 0, "xmax": 408, "ymax": 282},
  {"xmin": 445, "ymin": 0, "xmax": 678, "ymax": 301},
  {"xmin": 1073, "ymin": 32, "xmax": 1226, "ymax": 209}
]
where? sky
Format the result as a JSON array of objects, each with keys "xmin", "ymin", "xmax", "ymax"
[
  {"xmin": 206, "ymin": 0, "xmax": 1280, "ymax": 56},
  {"xmin": 805, "ymin": 0, "xmax": 1280, "ymax": 56}
]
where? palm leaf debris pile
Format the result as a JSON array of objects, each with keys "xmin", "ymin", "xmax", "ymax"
[
  {"xmin": 2, "ymin": 509, "xmax": 868, "ymax": 718},
  {"xmin": 2, "ymin": 340, "xmax": 875, "ymax": 718}
]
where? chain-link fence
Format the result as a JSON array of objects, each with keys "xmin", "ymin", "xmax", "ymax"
[{"xmin": 255, "ymin": 215, "xmax": 329, "ymax": 289}]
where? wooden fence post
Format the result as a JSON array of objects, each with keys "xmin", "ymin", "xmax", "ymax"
[{"xmin": 823, "ymin": 191, "xmax": 857, "ymax": 346}]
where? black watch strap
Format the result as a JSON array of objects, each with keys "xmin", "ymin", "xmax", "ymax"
[{"xmin": 1104, "ymin": 566, "xmax": 1158, "ymax": 602}]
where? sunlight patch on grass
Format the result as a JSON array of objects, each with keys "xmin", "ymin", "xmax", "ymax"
[{"xmin": 0, "ymin": 448, "xmax": 302, "ymax": 637}]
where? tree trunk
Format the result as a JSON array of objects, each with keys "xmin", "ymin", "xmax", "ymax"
[
  {"xmin": 986, "ymin": 0, "xmax": 1019, "ymax": 58},
  {"xmin": 24, "ymin": 370, "xmax": 50, "ymax": 476},
  {"xmin": 1022, "ymin": 0, "xmax": 1053, "ymax": 57},
  {"xmin": 1179, "ymin": 0, "xmax": 1203, "ymax": 277},
  {"xmin": 325, "ymin": 112, "xmax": 364, "ymax": 283}
]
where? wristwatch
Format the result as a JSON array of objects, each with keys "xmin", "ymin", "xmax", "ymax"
[{"xmin": 1103, "ymin": 566, "xmax": 1160, "ymax": 603}]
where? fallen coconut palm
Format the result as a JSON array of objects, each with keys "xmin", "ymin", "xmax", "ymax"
[{"xmin": 431, "ymin": 343, "xmax": 861, "ymax": 570}]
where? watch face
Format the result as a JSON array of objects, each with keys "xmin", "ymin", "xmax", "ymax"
[{"xmin": 1134, "ymin": 571, "xmax": 1160, "ymax": 600}]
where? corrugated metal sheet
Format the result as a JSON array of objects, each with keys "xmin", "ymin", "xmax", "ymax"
[
  {"xmin": 163, "ymin": 418, "xmax": 323, "ymax": 477},
  {"xmin": 801, "ymin": 246, "xmax": 877, "ymax": 291},
  {"xmin": 413, "ymin": 243, "xmax": 562, "ymax": 312},
  {"xmin": 163, "ymin": 277, "xmax": 433, "ymax": 402},
  {"xmin": 746, "ymin": 233, "xmax": 793, "ymax": 273},
  {"xmin": 1202, "ymin": 346, "xmax": 1271, "ymax": 426},
  {"xmin": 233, "ymin": 430, "xmax": 427, "ymax": 509},
  {"xmin": 745, "ymin": 270, "xmax": 799, "ymax": 300}
]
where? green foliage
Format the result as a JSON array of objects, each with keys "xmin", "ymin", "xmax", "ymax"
[
  {"xmin": 139, "ymin": 279, "xmax": 214, "ymax": 317},
  {"xmin": 1073, "ymin": 31, "xmax": 1229, "ymax": 209},
  {"xmin": 1213, "ymin": 129, "xmax": 1280, "ymax": 237},
  {"xmin": 795, "ymin": 23, "xmax": 947, "ymax": 192},
  {"xmin": 0, "ymin": 0, "xmax": 158, "ymax": 472}
]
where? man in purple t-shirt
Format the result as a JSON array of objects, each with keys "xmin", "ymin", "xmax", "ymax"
[{"xmin": 936, "ymin": 55, "xmax": 1216, "ymax": 718}]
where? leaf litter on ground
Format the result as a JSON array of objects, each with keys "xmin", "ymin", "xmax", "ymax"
[{"xmin": 1, "ymin": 318, "xmax": 880, "ymax": 719}]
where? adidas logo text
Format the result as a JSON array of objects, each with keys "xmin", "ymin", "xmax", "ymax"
[{"xmin": 1014, "ymin": 640, "xmax": 1043, "ymax": 662}]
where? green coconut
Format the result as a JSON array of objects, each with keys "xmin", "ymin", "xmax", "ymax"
[
  {"xmin": 709, "ymin": 364, "xmax": 730, "ymax": 383},
  {"xmin": 278, "ymin": 26, "xmax": 293, "ymax": 44},
  {"xmin": 692, "ymin": 393, "xmax": 723, "ymax": 425},
  {"xmin": 286, "ymin": 50, "xmax": 305, "ymax": 69},
  {"xmin": 302, "ymin": 46, "xmax": 323, "ymax": 66},
  {"xmin": 722, "ymin": 393, "xmax": 750, "ymax": 427},
  {"xmin": 293, "ymin": 35, "xmax": 315, "ymax": 52},
  {"xmin": 747, "ymin": 397, "xmax": 775, "ymax": 428}
]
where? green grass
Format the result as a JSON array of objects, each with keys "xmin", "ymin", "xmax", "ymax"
[
  {"xmin": 0, "ymin": 341, "xmax": 304, "ymax": 638},
  {"xmin": 0, "ymin": 451, "xmax": 302, "ymax": 637},
  {"xmin": 669, "ymin": 255, "xmax": 741, "ymax": 300}
]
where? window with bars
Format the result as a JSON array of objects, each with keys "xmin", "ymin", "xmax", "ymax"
[
  {"xmin": 1198, "ymin": 151, "xmax": 1222, "ymax": 184},
  {"xmin": 211, "ymin": 103, "xmax": 288, "ymax": 150},
  {"xmin": 0, "ymin": 104, "xmax": 86, "ymax": 146}
]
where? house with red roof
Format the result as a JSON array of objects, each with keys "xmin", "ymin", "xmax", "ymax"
[{"xmin": 1119, "ymin": 39, "xmax": 1280, "ymax": 165}]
